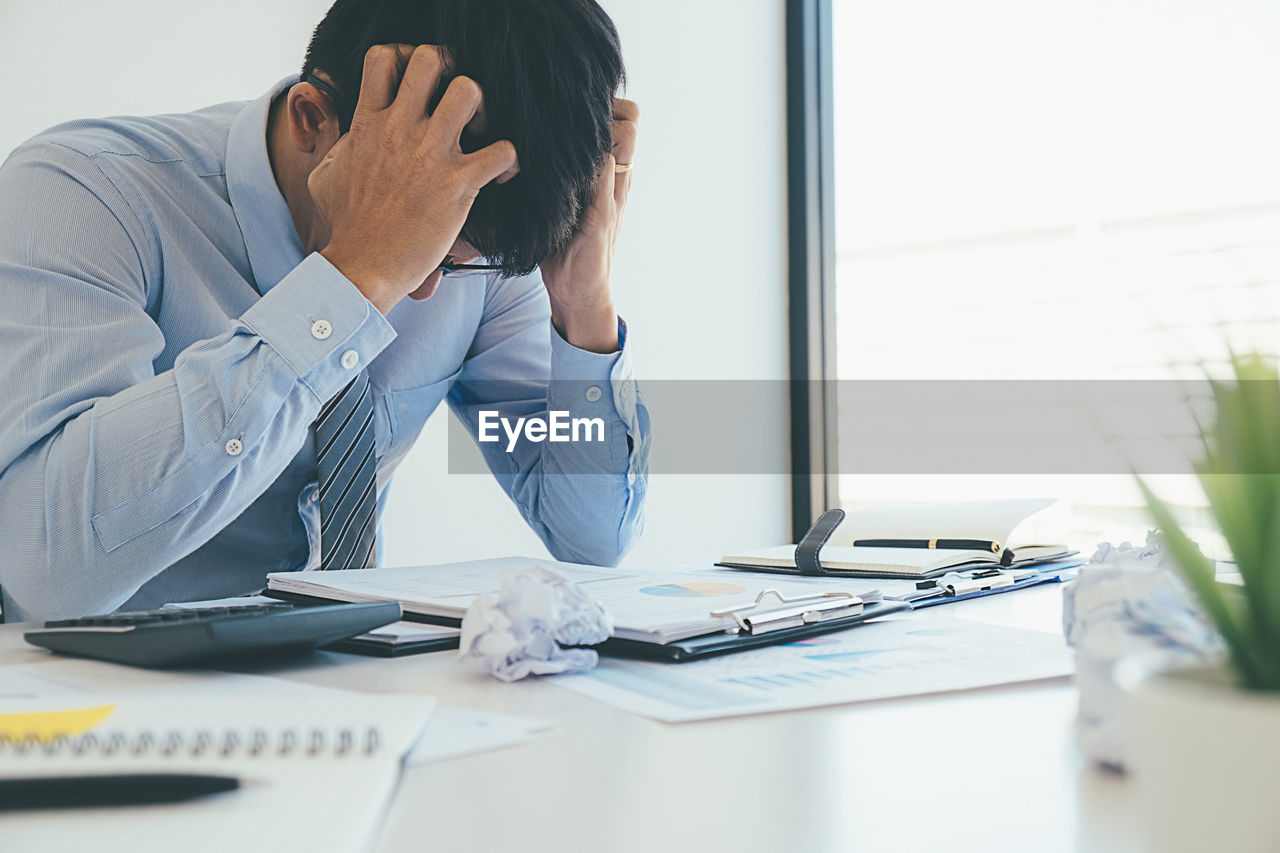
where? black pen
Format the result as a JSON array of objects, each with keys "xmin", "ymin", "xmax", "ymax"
[
  {"xmin": 853, "ymin": 538, "xmax": 1001, "ymax": 553},
  {"xmin": 0, "ymin": 773, "xmax": 239, "ymax": 810}
]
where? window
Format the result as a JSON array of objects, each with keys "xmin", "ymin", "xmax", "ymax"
[{"xmin": 820, "ymin": 0, "xmax": 1280, "ymax": 551}]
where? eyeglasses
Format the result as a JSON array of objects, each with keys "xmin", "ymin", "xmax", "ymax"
[
  {"xmin": 306, "ymin": 72, "xmax": 345, "ymax": 119},
  {"xmin": 436, "ymin": 259, "xmax": 504, "ymax": 276}
]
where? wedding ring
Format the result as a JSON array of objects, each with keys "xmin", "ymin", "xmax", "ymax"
[{"xmin": 614, "ymin": 162, "xmax": 633, "ymax": 174}]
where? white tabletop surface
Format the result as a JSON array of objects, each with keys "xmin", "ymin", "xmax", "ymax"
[{"xmin": 0, "ymin": 585, "xmax": 1139, "ymax": 853}]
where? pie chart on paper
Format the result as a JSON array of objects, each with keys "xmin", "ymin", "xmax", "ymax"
[{"xmin": 640, "ymin": 582, "xmax": 746, "ymax": 598}]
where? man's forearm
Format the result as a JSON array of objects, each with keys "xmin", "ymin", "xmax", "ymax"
[
  {"xmin": 0, "ymin": 256, "xmax": 395, "ymax": 620},
  {"xmin": 549, "ymin": 295, "xmax": 620, "ymax": 355},
  {"xmin": 453, "ymin": 317, "xmax": 649, "ymax": 568}
]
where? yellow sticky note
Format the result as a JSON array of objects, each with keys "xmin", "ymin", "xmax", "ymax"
[{"xmin": 0, "ymin": 704, "xmax": 117, "ymax": 742}]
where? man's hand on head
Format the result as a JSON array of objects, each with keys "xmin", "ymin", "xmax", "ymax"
[
  {"xmin": 540, "ymin": 97, "xmax": 639, "ymax": 354},
  {"xmin": 309, "ymin": 44, "xmax": 520, "ymax": 315}
]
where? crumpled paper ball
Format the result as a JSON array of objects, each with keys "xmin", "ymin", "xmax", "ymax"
[
  {"xmin": 1062, "ymin": 531, "xmax": 1224, "ymax": 769},
  {"xmin": 459, "ymin": 565, "xmax": 614, "ymax": 682}
]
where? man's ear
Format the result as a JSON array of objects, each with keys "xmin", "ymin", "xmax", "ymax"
[{"xmin": 285, "ymin": 82, "xmax": 341, "ymax": 157}]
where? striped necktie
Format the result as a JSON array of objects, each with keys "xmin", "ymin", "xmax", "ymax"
[{"xmin": 315, "ymin": 371, "xmax": 378, "ymax": 570}]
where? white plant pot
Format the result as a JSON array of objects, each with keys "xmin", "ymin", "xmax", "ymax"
[{"xmin": 1117, "ymin": 655, "xmax": 1280, "ymax": 853}]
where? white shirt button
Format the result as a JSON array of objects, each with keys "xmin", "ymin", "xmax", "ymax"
[
  {"xmin": 341, "ymin": 350, "xmax": 360, "ymax": 370},
  {"xmin": 585, "ymin": 385, "xmax": 603, "ymax": 402},
  {"xmin": 310, "ymin": 488, "xmax": 320, "ymax": 504},
  {"xmin": 311, "ymin": 320, "xmax": 333, "ymax": 340},
  {"xmin": 225, "ymin": 438, "xmax": 243, "ymax": 457}
]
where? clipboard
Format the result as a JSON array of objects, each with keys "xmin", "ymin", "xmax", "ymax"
[
  {"xmin": 273, "ymin": 587, "xmax": 910, "ymax": 662},
  {"xmin": 897, "ymin": 562, "xmax": 1081, "ymax": 608},
  {"xmin": 599, "ymin": 597, "xmax": 911, "ymax": 661}
]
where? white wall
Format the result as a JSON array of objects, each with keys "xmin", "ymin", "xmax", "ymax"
[
  {"xmin": 382, "ymin": 0, "xmax": 794, "ymax": 570},
  {"xmin": 0, "ymin": 0, "xmax": 334, "ymax": 156},
  {"xmin": 0, "ymin": 0, "xmax": 793, "ymax": 572}
]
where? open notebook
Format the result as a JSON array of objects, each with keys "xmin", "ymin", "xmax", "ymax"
[
  {"xmin": 0, "ymin": 663, "xmax": 434, "ymax": 853},
  {"xmin": 718, "ymin": 498, "xmax": 1073, "ymax": 578}
]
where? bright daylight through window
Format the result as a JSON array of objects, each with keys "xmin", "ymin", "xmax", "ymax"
[{"xmin": 831, "ymin": 0, "xmax": 1280, "ymax": 554}]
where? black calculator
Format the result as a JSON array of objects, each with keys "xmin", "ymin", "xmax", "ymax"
[{"xmin": 24, "ymin": 601, "xmax": 402, "ymax": 668}]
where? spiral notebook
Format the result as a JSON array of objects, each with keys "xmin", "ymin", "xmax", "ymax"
[{"xmin": 0, "ymin": 664, "xmax": 434, "ymax": 853}]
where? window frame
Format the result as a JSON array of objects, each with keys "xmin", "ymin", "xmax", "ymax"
[{"xmin": 786, "ymin": 0, "xmax": 837, "ymax": 538}]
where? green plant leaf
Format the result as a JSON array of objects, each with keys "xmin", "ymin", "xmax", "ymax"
[
  {"xmin": 1202, "ymin": 357, "xmax": 1280, "ymax": 679},
  {"xmin": 1198, "ymin": 474, "xmax": 1268, "ymax": 609},
  {"xmin": 1136, "ymin": 352, "xmax": 1280, "ymax": 690},
  {"xmin": 1137, "ymin": 476, "xmax": 1262, "ymax": 687},
  {"xmin": 1247, "ymin": 477, "xmax": 1280, "ymax": 664}
]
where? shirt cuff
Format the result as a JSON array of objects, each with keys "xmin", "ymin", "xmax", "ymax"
[
  {"xmin": 547, "ymin": 317, "xmax": 641, "ymax": 430},
  {"xmin": 239, "ymin": 252, "xmax": 397, "ymax": 402}
]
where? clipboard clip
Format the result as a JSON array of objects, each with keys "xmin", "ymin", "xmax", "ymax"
[
  {"xmin": 710, "ymin": 589, "xmax": 867, "ymax": 635},
  {"xmin": 916, "ymin": 568, "xmax": 1034, "ymax": 596}
]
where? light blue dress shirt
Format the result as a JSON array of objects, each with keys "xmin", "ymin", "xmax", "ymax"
[{"xmin": 0, "ymin": 78, "xmax": 650, "ymax": 622}]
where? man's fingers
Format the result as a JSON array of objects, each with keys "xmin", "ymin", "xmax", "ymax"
[
  {"xmin": 433, "ymin": 76, "xmax": 486, "ymax": 144},
  {"xmin": 354, "ymin": 44, "xmax": 411, "ymax": 116},
  {"xmin": 464, "ymin": 101, "xmax": 490, "ymax": 138},
  {"xmin": 613, "ymin": 98, "xmax": 640, "ymax": 123},
  {"xmin": 612, "ymin": 119, "xmax": 638, "ymax": 167},
  {"xmin": 466, "ymin": 139, "xmax": 520, "ymax": 187},
  {"xmin": 612, "ymin": 117, "xmax": 637, "ymax": 209},
  {"xmin": 494, "ymin": 152, "xmax": 521, "ymax": 185},
  {"xmin": 611, "ymin": 154, "xmax": 631, "ymax": 209},
  {"xmin": 393, "ymin": 44, "xmax": 449, "ymax": 120}
]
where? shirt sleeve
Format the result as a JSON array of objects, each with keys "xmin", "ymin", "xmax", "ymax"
[
  {"xmin": 447, "ymin": 268, "xmax": 650, "ymax": 566},
  {"xmin": 0, "ymin": 142, "xmax": 396, "ymax": 621}
]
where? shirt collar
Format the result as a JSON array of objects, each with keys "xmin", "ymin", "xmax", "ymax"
[{"xmin": 226, "ymin": 76, "xmax": 306, "ymax": 295}]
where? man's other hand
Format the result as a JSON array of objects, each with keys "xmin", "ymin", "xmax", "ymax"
[
  {"xmin": 309, "ymin": 44, "xmax": 519, "ymax": 315},
  {"xmin": 540, "ymin": 97, "xmax": 639, "ymax": 354}
]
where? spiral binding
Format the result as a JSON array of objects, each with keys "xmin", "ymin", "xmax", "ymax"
[{"xmin": 0, "ymin": 726, "xmax": 382, "ymax": 758}]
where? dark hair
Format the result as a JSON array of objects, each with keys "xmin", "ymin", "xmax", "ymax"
[{"xmin": 301, "ymin": 0, "xmax": 625, "ymax": 277}]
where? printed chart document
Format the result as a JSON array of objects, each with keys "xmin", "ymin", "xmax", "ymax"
[{"xmin": 555, "ymin": 617, "xmax": 1074, "ymax": 722}]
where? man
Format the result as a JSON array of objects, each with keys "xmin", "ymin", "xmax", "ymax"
[{"xmin": 0, "ymin": 0, "xmax": 650, "ymax": 622}]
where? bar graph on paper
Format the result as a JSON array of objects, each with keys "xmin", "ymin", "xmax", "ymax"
[{"xmin": 555, "ymin": 618, "xmax": 1073, "ymax": 722}]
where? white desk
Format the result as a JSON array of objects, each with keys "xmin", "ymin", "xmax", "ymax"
[{"xmin": 0, "ymin": 586, "xmax": 1140, "ymax": 853}]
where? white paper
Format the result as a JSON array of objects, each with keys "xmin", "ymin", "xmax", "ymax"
[
  {"xmin": 459, "ymin": 566, "xmax": 614, "ymax": 681},
  {"xmin": 357, "ymin": 620, "xmax": 460, "ymax": 644},
  {"xmin": 268, "ymin": 557, "xmax": 628, "ymax": 615},
  {"xmin": 161, "ymin": 594, "xmax": 280, "ymax": 609},
  {"xmin": 0, "ymin": 661, "xmax": 434, "ymax": 753},
  {"xmin": 827, "ymin": 498, "xmax": 1056, "ymax": 546},
  {"xmin": 1062, "ymin": 533, "xmax": 1223, "ymax": 768},
  {"xmin": 555, "ymin": 617, "xmax": 1074, "ymax": 722},
  {"xmin": 407, "ymin": 706, "xmax": 552, "ymax": 764}
]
